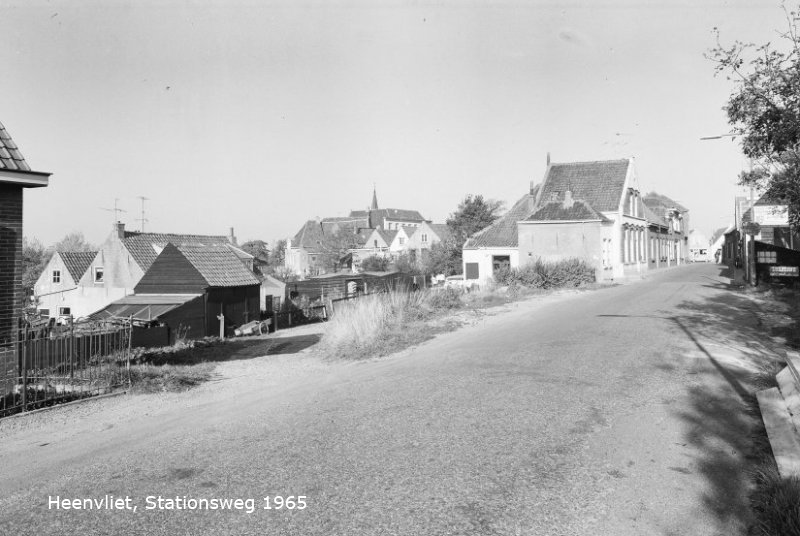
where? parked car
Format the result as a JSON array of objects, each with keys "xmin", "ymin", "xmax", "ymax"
[{"xmin": 444, "ymin": 274, "xmax": 479, "ymax": 292}]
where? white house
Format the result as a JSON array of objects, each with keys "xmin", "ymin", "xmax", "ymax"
[{"xmin": 34, "ymin": 251, "xmax": 99, "ymax": 320}]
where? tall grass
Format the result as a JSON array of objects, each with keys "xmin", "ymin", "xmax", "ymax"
[{"xmin": 322, "ymin": 290, "xmax": 438, "ymax": 359}]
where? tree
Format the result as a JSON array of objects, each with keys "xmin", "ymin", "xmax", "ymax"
[
  {"xmin": 707, "ymin": 5, "xmax": 800, "ymax": 227},
  {"xmin": 433, "ymin": 194, "xmax": 505, "ymax": 274},
  {"xmin": 22, "ymin": 237, "xmax": 50, "ymax": 305},
  {"xmin": 317, "ymin": 229, "xmax": 363, "ymax": 272},
  {"xmin": 447, "ymin": 194, "xmax": 505, "ymax": 245},
  {"xmin": 271, "ymin": 239, "xmax": 286, "ymax": 267},
  {"xmin": 53, "ymin": 231, "xmax": 95, "ymax": 252},
  {"xmin": 360, "ymin": 255, "xmax": 390, "ymax": 272},
  {"xmin": 240, "ymin": 240, "xmax": 270, "ymax": 268}
]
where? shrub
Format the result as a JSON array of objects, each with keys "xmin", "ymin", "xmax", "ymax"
[{"xmin": 494, "ymin": 258, "xmax": 595, "ymax": 289}]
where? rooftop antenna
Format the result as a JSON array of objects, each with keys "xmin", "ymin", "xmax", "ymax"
[
  {"xmin": 136, "ymin": 196, "xmax": 150, "ymax": 232},
  {"xmin": 99, "ymin": 198, "xmax": 126, "ymax": 223}
]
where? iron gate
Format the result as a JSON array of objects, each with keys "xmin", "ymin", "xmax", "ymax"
[{"xmin": 0, "ymin": 317, "xmax": 132, "ymax": 418}]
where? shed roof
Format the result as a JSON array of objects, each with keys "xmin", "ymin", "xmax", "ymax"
[
  {"xmin": 90, "ymin": 294, "xmax": 201, "ymax": 321},
  {"xmin": 176, "ymin": 244, "xmax": 261, "ymax": 287},
  {"xmin": 463, "ymin": 193, "xmax": 536, "ymax": 248},
  {"xmin": 537, "ymin": 159, "xmax": 630, "ymax": 213},
  {"xmin": 59, "ymin": 251, "xmax": 97, "ymax": 281}
]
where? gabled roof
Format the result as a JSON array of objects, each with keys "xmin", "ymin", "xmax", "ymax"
[
  {"xmin": 428, "ymin": 223, "xmax": 451, "ymax": 241},
  {"xmin": 400, "ymin": 225, "xmax": 417, "ymax": 238},
  {"xmin": 291, "ymin": 218, "xmax": 370, "ymax": 251},
  {"xmin": 642, "ymin": 202, "xmax": 668, "ymax": 228},
  {"xmin": 378, "ymin": 229, "xmax": 398, "ymax": 244},
  {"xmin": 537, "ymin": 159, "xmax": 630, "ymax": 213},
  {"xmin": 176, "ymin": 244, "xmax": 261, "ymax": 287},
  {"xmin": 0, "ymin": 121, "xmax": 32, "ymax": 172},
  {"xmin": 349, "ymin": 208, "xmax": 425, "ymax": 223},
  {"xmin": 464, "ymin": 193, "xmax": 536, "ymax": 248},
  {"xmin": 643, "ymin": 193, "xmax": 686, "ymax": 221},
  {"xmin": 526, "ymin": 199, "xmax": 609, "ymax": 222},
  {"xmin": 122, "ymin": 231, "xmax": 232, "ymax": 272},
  {"xmin": 59, "ymin": 251, "xmax": 97, "ymax": 281}
]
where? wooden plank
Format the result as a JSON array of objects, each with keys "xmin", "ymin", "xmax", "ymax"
[
  {"xmin": 777, "ymin": 367, "xmax": 800, "ymax": 433},
  {"xmin": 786, "ymin": 350, "xmax": 800, "ymax": 387},
  {"xmin": 758, "ymin": 387, "xmax": 800, "ymax": 478}
]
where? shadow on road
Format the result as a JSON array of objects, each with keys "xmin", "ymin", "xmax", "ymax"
[{"xmin": 665, "ymin": 284, "xmax": 789, "ymax": 533}]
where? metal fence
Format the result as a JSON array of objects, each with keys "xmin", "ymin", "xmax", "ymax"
[{"xmin": 0, "ymin": 318, "xmax": 132, "ymax": 418}]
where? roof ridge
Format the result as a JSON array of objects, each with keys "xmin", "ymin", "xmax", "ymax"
[{"xmin": 550, "ymin": 158, "xmax": 630, "ymax": 166}]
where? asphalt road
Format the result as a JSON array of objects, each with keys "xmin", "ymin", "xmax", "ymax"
[{"xmin": 0, "ymin": 264, "xmax": 775, "ymax": 535}]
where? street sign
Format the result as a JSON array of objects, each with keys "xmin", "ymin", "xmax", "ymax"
[
  {"xmin": 769, "ymin": 266, "xmax": 800, "ymax": 277},
  {"xmin": 742, "ymin": 222, "xmax": 761, "ymax": 235}
]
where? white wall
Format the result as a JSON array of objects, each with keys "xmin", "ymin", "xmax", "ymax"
[{"xmin": 462, "ymin": 248, "xmax": 519, "ymax": 285}]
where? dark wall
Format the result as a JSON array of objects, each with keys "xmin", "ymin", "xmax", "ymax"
[
  {"xmin": 161, "ymin": 296, "xmax": 206, "ymax": 341},
  {"xmin": 205, "ymin": 285, "xmax": 260, "ymax": 336},
  {"xmin": 0, "ymin": 184, "xmax": 22, "ymax": 346}
]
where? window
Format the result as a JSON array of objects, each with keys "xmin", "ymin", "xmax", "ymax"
[
  {"xmin": 38, "ymin": 308, "xmax": 50, "ymax": 317},
  {"xmin": 52, "ymin": 270, "xmax": 61, "ymax": 283},
  {"xmin": 757, "ymin": 251, "xmax": 777, "ymax": 264},
  {"xmin": 399, "ymin": 237, "xmax": 405, "ymax": 245},
  {"xmin": 58, "ymin": 307, "xmax": 71, "ymax": 316},
  {"xmin": 94, "ymin": 266, "xmax": 104, "ymax": 283},
  {"xmin": 374, "ymin": 239, "xmax": 378, "ymax": 248},
  {"xmin": 492, "ymin": 256, "xmax": 511, "ymax": 273},
  {"xmin": 465, "ymin": 263, "xmax": 480, "ymax": 280},
  {"xmin": 421, "ymin": 233, "xmax": 428, "ymax": 243}
]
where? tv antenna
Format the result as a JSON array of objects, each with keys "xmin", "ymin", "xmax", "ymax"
[
  {"xmin": 99, "ymin": 198, "xmax": 126, "ymax": 223},
  {"xmin": 136, "ymin": 196, "xmax": 150, "ymax": 232}
]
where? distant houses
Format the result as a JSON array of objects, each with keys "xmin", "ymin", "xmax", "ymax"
[
  {"xmin": 463, "ymin": 158, "xmax": 689, "ymax": 284},
  {"xmin": 285, "ymin": 189, "xmax": 449, "ymax": 277}
]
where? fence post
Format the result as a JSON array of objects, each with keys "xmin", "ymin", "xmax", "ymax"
[
  {"xmin": 21, "ymin": 326, "xmax": 27, "ymax": 410},
  {"xmin": 126, "ymin": 315, "xmax": 133, "ymax": 386},
  {"xmin": 69, "ymin": 315, "xmax": 75, "ymax": 380}
]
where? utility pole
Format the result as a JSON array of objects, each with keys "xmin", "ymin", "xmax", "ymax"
[
  {"xmin": 136, "ymin": 196, "xmax": 149, "ymax": 232},
  {"xmin": 100, "ymin": 198, "xmax": 126, "ymax": 223}
]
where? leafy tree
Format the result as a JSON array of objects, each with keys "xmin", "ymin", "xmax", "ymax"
[
  {"xmin": 271, "ymin": 239, "xmax": 286, "ymax": 267},
  {"xmin": 240, "ymin": 239, "xmax": 270, "ymax": 268},
  {"xmin": 360, "ymin": 255, "xmax": 390, "ymax": 272},
  {"xmin": 22, "ymin": 237, "xmax": 50, "ymax": 305},
  {"xmin": 391, "ymin": 251, "xmax": 421, "ymax": 275},
  {"xmin": 421, "ymin": 237, "xmax": 463, "ymax": 277},
  {"xmin": 707, "ymin": 5, "xmax": 800, "ymax": 226},
  {"xmin": 53, "ymin": 231, "xmax": 95, "ymax": 252},
  {"xmin": 446, "ymin": 194, "xmax": 505, "ymax": 245}
]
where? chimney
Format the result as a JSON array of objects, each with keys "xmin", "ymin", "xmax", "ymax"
[
  {"xmin": 228, "ymin": 227, "xmax": 237, "ymax": 246},
  {"xmin": 562, "ymin": 190, "xmax": 574, "ymax": 209},
  {"xmin": 114, "ymin": 222, "xmax": 125, "ymax": 239},
  {"xmin": 529, "ymin": 180, "xmax": 535, "ymax": 196},
  {"xmin": 546, "ymin": 152, "xmax": 551, "ymax": 166}
]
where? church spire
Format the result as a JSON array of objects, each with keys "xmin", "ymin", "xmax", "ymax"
[{"xmin": 371, "ymin": 184, "xmax": 379, "ymax": 210}]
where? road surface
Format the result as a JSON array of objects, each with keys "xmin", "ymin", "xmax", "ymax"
[{"xmin": 0, "ymin": 264, "xmax": 776, "ymax": 535}]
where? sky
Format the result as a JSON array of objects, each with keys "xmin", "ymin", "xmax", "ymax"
[{"xmin": 1, "ymin": 0, "xmax": 789, "ymax": 248}]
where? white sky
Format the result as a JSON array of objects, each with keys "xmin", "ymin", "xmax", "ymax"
[{"xmin": 2, "ymin": 0, "xmax": 785, "ymax": 248}]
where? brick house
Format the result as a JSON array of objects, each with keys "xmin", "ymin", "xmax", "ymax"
[{"xmin": 0, "ymin": 121, "xmax": 51, "ymax": 345}]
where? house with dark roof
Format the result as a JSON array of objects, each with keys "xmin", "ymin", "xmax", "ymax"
[
  {"xmin": 0, "ymin": 120, "xmax": 51, "ymax": 347},
  {"xmin": 34, "ymin": 251, "xmax": 98, "ymax": 320},
  {"xmin": 92, "ymin": 242, "xmax": 262, "ymax": 342},
  {"xmin": 642, "ymin": 192, "xmax": 690, "ymax": 266},
  {"xmin": 61, "ymin": 222, "xmax": 252, "ymax": 319},
  {"xmin": 285, "ymin": 188, "xmax": 429, "ymax": 276},
  {"xmin": 464, "ymin": 158, "xmax": 682, "ymax": 283}
]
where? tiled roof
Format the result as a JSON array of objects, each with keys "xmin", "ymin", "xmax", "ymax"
[
  {"xmin": 400, "ymin": 225, "xmax": 417, "ymax": 238},
  {"xmin": 291, "ymin": 218, "xmax": 370, "ymax": 251},
  {"xmin": 537, "ymin": 159, "xmax": 630, "ymax": 213},
  {"xmin": 643, "ymin": 192, "xmax": 688, "ymax": 212},
  {"xmin": 643, "ymin": 193, "xmax": 686, "ymax": 222},
  {"xmin": 642, "ymin": 202, "xmax": 668, "ymax": 228},
  {"xmin": 176, "ymin": 244, "xmax": 261, "ymax": 287},
  {"xmin": 123, "ymin": 232, "xmax": 232, "ymax": 271},
  {"xmin": 428, "ymin": 223, "xmax": 452, "ymax": 241},
  {"xmin": 527, "ymin": 200, "xmax": 609, "ymax": 222},
  {"xmin": 0, "ymin": 121, "xmax": 32, "ymax": 172},
  {"xmin": 464, "ymin": 193, "xmax": 536, "ymax": 248},
  {"xmin": 59, "ymin": 251, "xmax": 97, "ymax": 281},
  {"xmin": 291, "ymin": 220, "xmax": 323, "ymax": 250},
  {"xmin": 378, "ymin": 229, "xmax": 398, "ymax": 244},
  {"xmin": 350, "ymin": 208, "xmax": 426, "ymax": 223}
]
